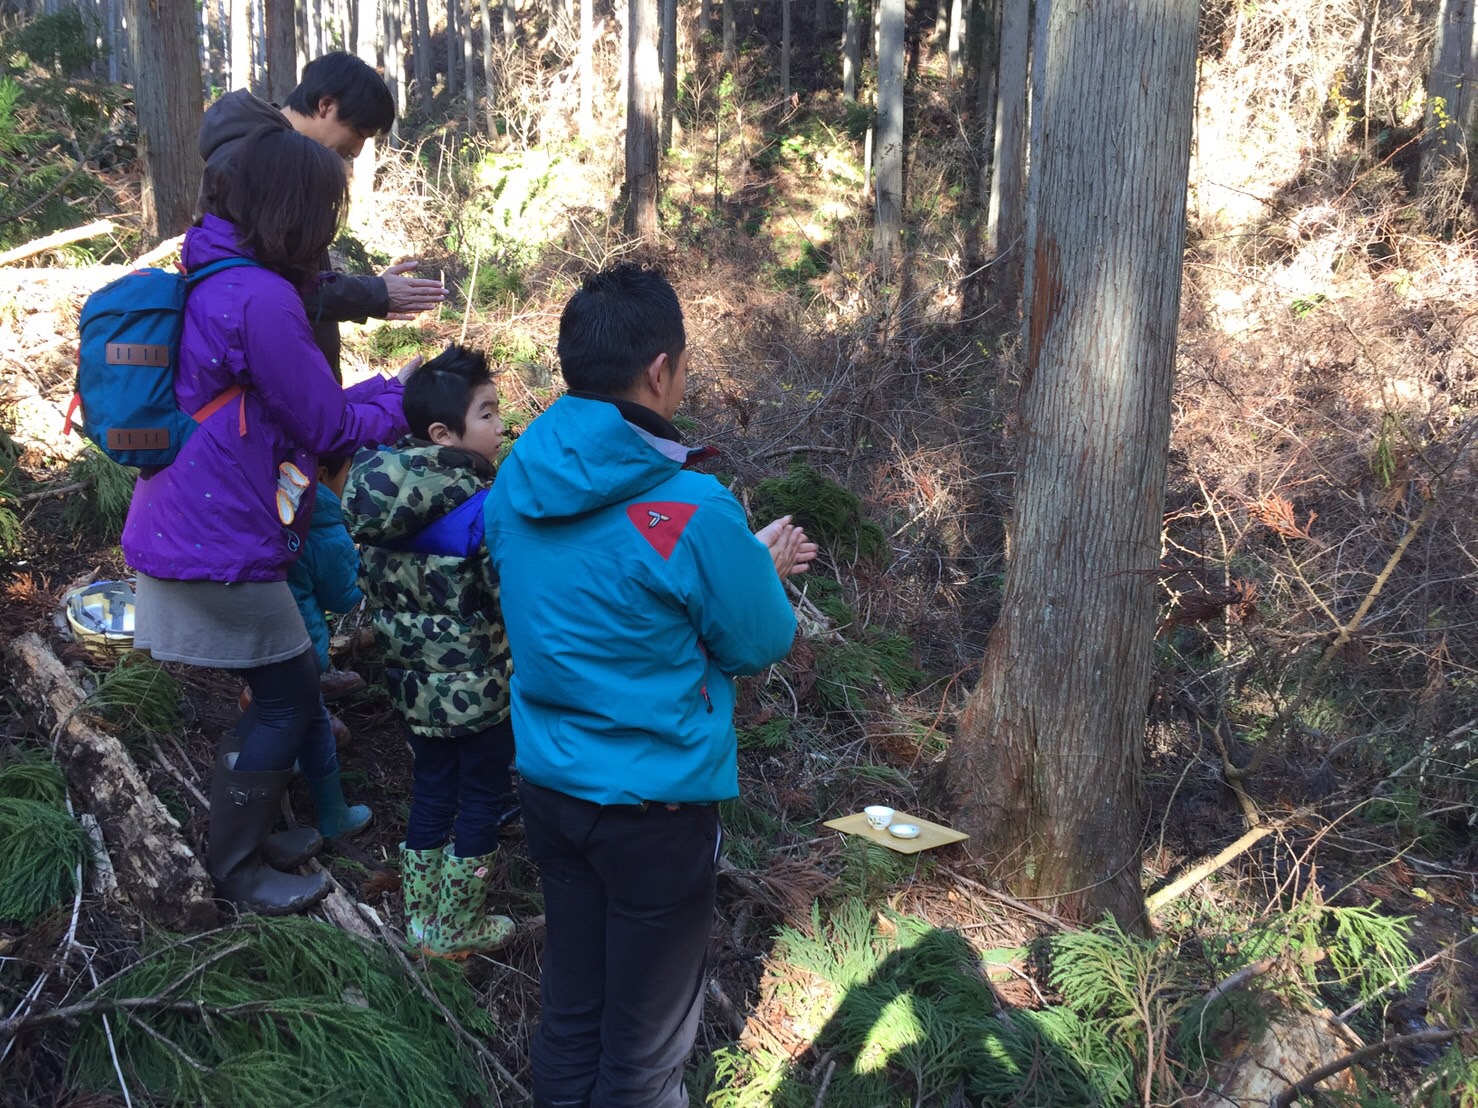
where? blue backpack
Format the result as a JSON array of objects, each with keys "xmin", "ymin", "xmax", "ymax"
[{"xmin": 67, "ymin": 257, "xmax": 259, "ymax": 468}]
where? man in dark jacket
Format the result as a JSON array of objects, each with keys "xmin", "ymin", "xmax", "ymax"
[{"xmin": 198, "ymin": 52, "xmax": 444, "ymax": 379}]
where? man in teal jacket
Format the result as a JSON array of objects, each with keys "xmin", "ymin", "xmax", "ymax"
[{"xmin": 486, "ymin": 264, "xmax": 815, "ymax": 1107}]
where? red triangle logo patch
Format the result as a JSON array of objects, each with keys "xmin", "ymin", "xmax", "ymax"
[{"xmin": 627, "ymin": 501, "xmax": 697, "ymax": 559}]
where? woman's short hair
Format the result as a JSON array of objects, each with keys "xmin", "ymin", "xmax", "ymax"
[{"xmin": 206, "ymin": 126, "xmax": 348, "ymax": 283}]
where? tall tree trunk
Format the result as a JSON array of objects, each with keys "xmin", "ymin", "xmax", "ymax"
[
  {"xmin": 356, "ymin": 0, "xmax": 377, "ymax": 58},
  {"xmin": 578, "ymin": 0, "xmax": 593, "ymax": 134},
  {"xmin": 781, "ymin": 0, "xmax": 791, "ymax": 97},
  {"xmin": 626, "ymin": 0, "xmax": 660, "ymax": 239},
  {"xmin": 264, "ymin": 0, "xmax": 296, "ymax": 102},
  {"xmin": 503, "ymin": 0, "xmax": 515, "ymax": 40},
  {"xmin": 448, "ymin": 0, "xmax": 460, "ymax": 99},
  {"xmin": 874, "ymin": 0, "xmax": 903, "ymax": 265},
  {"xmin": 230, "ymin": 0, "xmax": 252, "ymax": 90},
  {"xmin": 1423, "ymin": 0, "xmax": 1478, "ymax": 182},
  {"xmin": 985, "ymin": 0, "xmax": 1027, "ymax": 305},
  {"xmin": 385, "ymin": 0, "xmax": 406, "ymax": 129},
  {"xmin": 351, "ymin": 0, "xmax": 379, "ymax": 223},
  {"xmin": 699, "ymin": 0, "xmax": 711, "ymax": 35},
  {"xmin": 842, "ymin": 0, "xmax": 861, "ymax": 100},
  {"xmin": 480, "ymin": 0, "xmax": 497, "ymax": 136},
  {"xmin": 252, "ymin": 0, "xmax": 266, "ymax": 93},
  {"xmin": 946, "ymin": 0, "xmax": 964, "ymax": 84},
  {"xmin": 463, "ymin": 0, "xmax": 476, "ymax": 135},
  {"xmin": 126, "ymin": 0, "xmax": 204, "ymax": 240},
  {"xmin": 722, "ymin": 0, "xmax": 735, "ymax": 64},
  {"xmin": 975, "ymin": 0, "xmax": 998, "ymax": 135},
  {"xmin": 413, "ymin": 0, "xmax": 432, "ymax": 108},
  {"xmin": 661, "ymin": 0, "xmax": 677, "ymax": 147},
  {"xmin": 947, "ymin": 0, "xmax": 1198, "ymax": 932}
]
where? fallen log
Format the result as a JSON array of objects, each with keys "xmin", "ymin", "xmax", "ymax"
[
  {"xmin": 0, "ymin": 219, "xmax": 116, "ymax": 267},
  {"xmin": 3, "ymin": 632, "xmax": 217, "ymax": 929}
]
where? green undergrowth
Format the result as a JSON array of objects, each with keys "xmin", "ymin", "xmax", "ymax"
[
  {"xmin": 61, "ymin": 445, "xmax": 135, "ymax": 544},
  {"xmin": 83, "ymin": 652, "xmax": 184, "ymax": 750},
  {"xmin": 68, "ymin": 917, "xmax": 493, "ymax": 1106},
  {"xmin": 0, "ymin": 750, "xmax": 87, "ymax": 925},
  {"xmin": 751, "ymin": 462, "xmax": 889, "ymax": 566},
  {"xmin": 697, "ymin": 893, "xmax": 1427, "ymax": 1107}
]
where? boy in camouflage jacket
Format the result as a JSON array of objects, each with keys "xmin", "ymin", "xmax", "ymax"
[{"xmin": 342, "ymin": 344, "xmax": 515, "ymax": 958}]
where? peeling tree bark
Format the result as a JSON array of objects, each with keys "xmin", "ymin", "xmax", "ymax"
[
  {"xmin": 947, "ymin": 0, "xmax": 1199, "ymax": 932},
  {"xmin": 626, "ymin": 0, "xmax": 661, "ymax": 239},
  {"xmin": 4, "ymin": 634, "xmax": 217, "ymax": 930}
]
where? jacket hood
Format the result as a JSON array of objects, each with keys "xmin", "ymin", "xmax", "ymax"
[
  {"xmin": 199, "ymin": 90, "xmax": 289, "ymax": 164},
  {"xmin": 181, "ymin": 214, "xmax": 255, "ymax": 271},
  {"xmin": 499, "ymin": 396, "xmax": 698, "ymax": 521},
  {"xmin": 343, "ymin": 440, "xmax": 492, "ymax": 543}
]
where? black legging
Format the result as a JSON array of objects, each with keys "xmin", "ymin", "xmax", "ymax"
[{"xmin": 231, "ymin": 648, "xmax": 338, "ymax": 781}]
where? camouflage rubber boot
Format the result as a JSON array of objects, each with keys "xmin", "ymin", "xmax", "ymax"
[
  {"xmin": 422, "ymin": 849, "xmax": 515, "ymax": 960},
  {"xmin": 400, "ymin": 842, "xmax": 444, "ymax": 945}
]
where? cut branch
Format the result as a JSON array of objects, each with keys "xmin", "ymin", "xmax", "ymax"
[
  {"xmin": 1145, "ymin": 825, "xmax": 1274, "ymax": 915},
  {"xmin": 0, "ymin": 219, "xmax": 116, "ymax": 266}
]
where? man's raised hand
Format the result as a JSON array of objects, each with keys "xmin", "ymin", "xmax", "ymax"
[{"xmin": 380, "ymin": 259, "xmax": 447, "ymax": 320}]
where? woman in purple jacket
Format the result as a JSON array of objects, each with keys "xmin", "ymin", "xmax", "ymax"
[{"xmin": 122, "ymin": 126, "xmax": 416, "ymax": 916}]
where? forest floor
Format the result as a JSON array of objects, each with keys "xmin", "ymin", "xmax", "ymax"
[{"xmin": 2, "ymin": 46, "xmax": 1477, "ymax": 1106}]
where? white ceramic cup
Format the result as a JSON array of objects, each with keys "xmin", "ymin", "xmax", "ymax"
[{"xmin": 864, "ymin": 805, "xmax": 895, "ymax": 830}]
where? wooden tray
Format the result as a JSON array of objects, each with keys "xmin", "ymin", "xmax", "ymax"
[{"xmin": 822, "ymin": 811, "xmax": 970, "ymax": 855}]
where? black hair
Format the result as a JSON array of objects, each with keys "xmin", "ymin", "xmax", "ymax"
[
  {"xmin": 404, "ymin": 345, "xmax": 494, "ymax": 440},
  {"xmin": 556, "ymin": 264, "xmax": 685, "ymax": 395},
  {"xmin": 318, "ymin": 455, "xmax": 353, "ymax": 479},
  {"xmin": 282, "ymin": 52, "xmax": 395, "ymax": 135},
  {"xmin": 208, "ymin": 126, "xmax": 347, "ymax": 284}
]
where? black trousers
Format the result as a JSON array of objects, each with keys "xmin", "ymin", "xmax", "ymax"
[{"xmin": 520, "ymin": 780, "xmax": 720, "ymax": 1108}]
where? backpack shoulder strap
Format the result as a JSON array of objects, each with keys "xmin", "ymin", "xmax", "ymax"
[{"xmin": 183, "ymin": 257, "xmax": 261, "ymax": 284}]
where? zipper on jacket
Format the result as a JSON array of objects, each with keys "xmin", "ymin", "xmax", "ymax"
[{"xmin": 697, "ymin": 642, "xmax": 715, "ymax": 713}]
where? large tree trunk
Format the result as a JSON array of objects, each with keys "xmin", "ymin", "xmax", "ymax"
[
  {"xmin": 447, "ymin": 0, "xmax": 461, "ymax": 99},
  {"xmin": 985, "ymin": 0, "xmax": 1028, "ymax": 306},
  {"xmin": 626, "ymin": 0, "xmax": 661, "ymax": 239},
  {"xmin": 264, "ymin": 0, "xmax": 296, "ymax": 102},
  {"xmin": 463, "ymin": 0, "xmax": 477, "ymax": 135},
  {"xmin": 385, "ymin": 0, "xmax": 407, "ymax": 131},
  {"xmin": 578, "ymin": 0, "xmax": 593, "ymax": 134},
  {"xmin": 842, "ymin": 0, "xmax": 861, "ymax": 101},
  {"xmin": 946, "ymin": 0, "xmax": 1198, "ymax": 932},
  {"xmin": 351, "ymin": 0, "xmax": 379, "ymax": 224},
  {"xmin": 874, "ymin": 0, "xmax": 903, "ymax": 265},
  {"xmin": 230, "ymin": 0, "xmax": 252, "ymax": 90},
  {"xmin": 413, "ymin": 0, "xmax": 433, "ymax": 109},
  {"xmin": 1422, "ymin": 0, "xmax": 1478, "ymax": 182},
  {"xmin": 781, "ymin": 0, "xmax": 791, "ymax": 97},
  {"xmin": 4, "ymin": 635, "xmax": 217, "ymax": 930},
  {"xmin": 946, "ymin": 0, "xmax": 964, "ymax": 85},
  {"xmin": 661, "ymin": 0, "xmax": 677, "ymax": 147},
  {"xmin": 127, "ymin": 0, "xmax": 204, "ymax": 241},
  {"xmin": 722, "ymin": 0, "xmax": 736, "ymax": 64}
]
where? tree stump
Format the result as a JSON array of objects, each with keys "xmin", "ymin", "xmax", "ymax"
[{"xmin": 4, "ymin": 633, "xmax": 217, "ymax": 929}]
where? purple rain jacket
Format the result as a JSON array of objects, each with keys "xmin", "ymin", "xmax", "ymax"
[{"xmin": 120, "ymin": 214, "xmax": 408, "ymax": 584}]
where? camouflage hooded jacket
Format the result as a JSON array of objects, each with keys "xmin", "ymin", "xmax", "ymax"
[{"xmin": 341, "ymin": 441, "xmax": 512, "ymax": 737}]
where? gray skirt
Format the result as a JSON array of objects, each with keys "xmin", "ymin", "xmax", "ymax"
[{"xmin": 133, "ymin": 574, "xmax": 310, "ymax": 669}]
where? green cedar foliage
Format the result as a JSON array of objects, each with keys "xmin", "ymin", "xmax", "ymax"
[
  {"xmin": 0, "ymin": 752, "xmax": 88, "ymax": 925},
  {"xmin": 750, "ymin": 462, "xmax": 889, "ymax": 565},
  {"xmin": 61, "ymin": 446, "xmax": 136, "ymax": 545},
  {"xmin": 69, "ymin": 917, "xmax": 494, "ymax": 1107}
]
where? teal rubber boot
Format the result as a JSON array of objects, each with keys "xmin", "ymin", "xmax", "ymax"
[
  {"xmin": 422, "ymin": 850, "xmax": 515, "ymax": 960},
  {"xmin": 306, "ymin": 770, "xmax": 372, "ymax": 839},
  {"xmin": 400, "ymin": 842, "xmax": 444, "ymax": 945}
]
